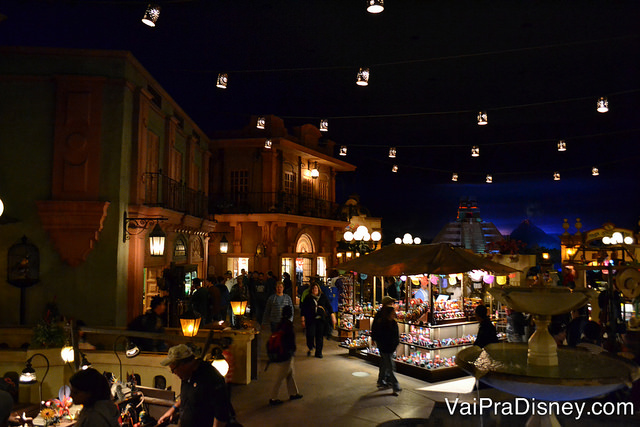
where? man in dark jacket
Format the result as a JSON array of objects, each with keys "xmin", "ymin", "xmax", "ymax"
[
  {"xmin": 371, "ymin": 305, "xmax": 401, "ymax": 393},
  {"xmin": 474, "ymin": 304, "xmax": 499, "ymax": 348}
]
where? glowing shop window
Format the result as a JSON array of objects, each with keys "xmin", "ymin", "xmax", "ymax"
[{"xmin": 227, "ymin": 257, "xmax": 249, "ymax": 277}]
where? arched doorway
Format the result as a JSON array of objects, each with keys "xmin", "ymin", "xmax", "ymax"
[{"xmin": 295, "ymin": 233, "xmax": 315, "ymax": 297}]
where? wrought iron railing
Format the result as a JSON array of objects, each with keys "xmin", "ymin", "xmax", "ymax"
[
  {"xmin": 210, "ymin": 192, "xmax": 341, "ymax": 220},
  {"xmin": 142, "ymin": 172, "xmax": 208, "ymax": 218}
]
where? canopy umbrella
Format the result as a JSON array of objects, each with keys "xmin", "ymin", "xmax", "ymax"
[{"xmin": 336, "ymin": 243, "xmax": 519, "ymax": 276}]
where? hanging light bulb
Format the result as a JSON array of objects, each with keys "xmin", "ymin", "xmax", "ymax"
[
  {"xmin": 256, "ymin": 116, "xmax": 266, "ymax": 129},
  {"xmin": 264, "ymin": 139, "xmax": 272, "ymax": 149},
  {"xmin": 557, "ymin": 140, "xmax": 567, "ymax": 151},
  {"xmin": 477, "ymin": 111, "xmax": 488, "ymax": 125},
  {"xmin": 339, "ymin": 146, "xmax": 347, "ymax": 156},
  {"xmin": 388, "ymin": 147, "xmax": 396, "ymax": 158},
  {"xmin": 554, "ymin": 172, "xmax": 561, "ymax": 181},
  {"xmin": 394, "ymin": 237, "xmax": 402, "ymax": 244},
  {"xmin": 216, "ymin": 73, "xmax": 228, "ymax": 89},
  {"xmin": 471, "ymin": 146, "xmax": 480, "ymax": 157},
  {"xmin": 367, "ymin": 0, "xmax": 384, "ymax": 13},
  {"xmin": 592, "ymin": 167, "xmax": 599, "ymax": 176},
  {"xmin": 141, "ymin": 4, "xmax": 161, "ymax": 27},
  {"xmin": 310, "ymin": 161, "xmax": 319, "ymax": 179},
  {"xmin": 452, "ymin": 173, "xmax": 458, "ymax": 182},
  {"xmin": 319, "ymin": 118, "xmax": 329, "ymax": 132},
  {"xmin": 356, "ymin": 67, "xmax": 370, "ymax": 86},
  {"xmin": 597, "ymin": 96, "xmax": 609, "ymax": 113},
  {"xmin": 391, "ymin": 164, "xmax": 398, "ymax": 173},
  {"xmin": 486, "ymin": 174, "xmax": 493, "ymax": 183}
]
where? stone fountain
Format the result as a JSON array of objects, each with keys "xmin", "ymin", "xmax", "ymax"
[{"xmin": 456, "ymin": 285, "xmax": 640, "ymax": 426}]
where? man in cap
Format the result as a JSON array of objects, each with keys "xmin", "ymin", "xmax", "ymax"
[{"xmin": 157, "ymin": 344, "xmax": 231, "ymax": 426}]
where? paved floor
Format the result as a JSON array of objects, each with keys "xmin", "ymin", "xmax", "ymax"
[{"xmin": 228, "ymin": 321, "xmax": 640, "ymax": 427}]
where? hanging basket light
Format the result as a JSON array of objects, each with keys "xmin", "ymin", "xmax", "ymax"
[
  {"xmin": 356, "ymin": 67, "xmax": 370, "ymax": 86},
  {"xmin": 553, "ymin": 172, "xmax": 561, "ymax": 181},
  {"xmin": 597, "ymin": 96, "xmax": 609, "ymax": 113},
  {"xmin": 486, "ymin": 174, "xmax": 493, "ymax": 183},
  {"xmin": 452, "ymin": 173, "xmax": 458, "ymax": 182},
  {"xmin": 179, "ymin": 308, "xmax": 202, "ymax": 337},
  {"xmin": 367, "ymin": 0, "xmax": 384, "ymax": 13},
  {"xmin": 592, "ymin": 167, "xmax": 599, "ymax": 176},
  {"xmin": 557, "ymin": 140, "xmax": 567, "ymax": 151},
  {"xmin": 256, "ymin": 116, "xmax": 266, "ymax": 129},
  {"xmin": 141, "ymin": 4, "xmax": 161, "ymax": 27},
  {"xmin": 477, "ymin": 111, "xmax": 488, "ymax": 125},
  {"xmin": 319, "ymin": 119, "xmax": 329, "ymax": 132},
  {"xmin": 388, "ymin": 147, "xmax": 396, "ymax": 158},
  {"xmin": 339, "ymin": 146, "xmax": 347, "ymax": 156},
  {"xmin": 216, "ymin": 73, "xmax": 228, "ymax": 89},
  {"xmin": 471, "ymin": 146, "xmax": 480, "ymax": 157},
  {"xmin": 264, "ymin": 139, "xmax": 272, "ymax": 149},
  {"xmin": 391, "ymin": 164, "xmax": 398, "ymax": 173}
]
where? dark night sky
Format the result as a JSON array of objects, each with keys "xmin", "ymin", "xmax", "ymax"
[{"xmin": 2, "ymin": 0, "xmax": 639, "ymax": 242}]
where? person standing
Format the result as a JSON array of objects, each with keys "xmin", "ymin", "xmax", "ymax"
[
  {"xmin": 263, "ymin": 281, "xmax": 294, "ymax": 333},
  {"xmin": 282, "ymin": 272, "xmax": 293, "ymax": 298},
  {"xmin": 269, "ymin": 305, "xmax": 303, "ymax": 406},
  {"xmin": 371, "ymin": 305, "xmax": 402, "ymax": 394},
  {"xmin": 157, "ymin": 344, "xmax": 232, "ymax": 427},
  {"xmin": 69, "ymin": 368, "xmax": 120, "ymax": 427},
  {"xmin": 413, "ymin": 278, "xmax": 429, "ymax": 303},
  {"xmin": 127, "ymin": 295, "xmax": 167, "ymax": 352},
  {"xmin": 474, "ymin": 305, "xmax": 499, "ymax": 348},
  {"xmin": 505, "ymin": 307, "xmax": 527, "ymax": 343},
  {"xmin": 190, "ymin": 278, "xmax": 211, "ymax": 325},
  {"xmin": 300, "ymin": 283, "xmax": 336, "ymax": 358},
  {"xmin": 215, "ymin": 275, "xmax": 231, "ymax": 322}
]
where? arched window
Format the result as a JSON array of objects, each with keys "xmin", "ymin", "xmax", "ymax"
[
  {"xmin": 173, "ymin": 235, "xmax": 188, "ymax": 262},
  {"xmin": 296, "ymin": 233, "xmax": 315, "ymax": 254}
]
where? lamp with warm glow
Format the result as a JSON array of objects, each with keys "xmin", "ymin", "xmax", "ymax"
[
  {"xmin": 256, "ymin": 116, "xmax": 266, "ymax": 129},
  {"xmin": 149, "ymin": 223, "xmax": 166, "ymax": 257},
  {"xmin": 392, "ymin": 164, "xmax": 398, "ymax": 173},
  {"xmin": 557, "ymin": 140, "xmax": 566, "ymax": 151},
  {"xmin": 319, "ymin": 119, "xmax": 328, "ymax": 132},
  {"xmin": 309, "ymin": 161, "xmax": 319, "ymax": 179},
  {"xmin": 264, "ymin": 139, "xmax": 272, "ymax": 149},
  {"xmin": 486, "ymin": 174, "xmax": 493, "ymax": 183},
  {"xmin": 367, "ymin": 0, "xmax": 384, "ymax": 13},
  {"xmin": 452, "ymin": 173, "xmax": 458, "ymax": 182},
  {"xmin": 553, "ymin": 172, "xmax": 561, "ymax": 181},
  {"xmin": 219, "ymin": 235, "xmax": 229, "ymax": 254},
  {"xmin": 371, "ymin": 231, "xmax": 382, "ymax": 243},
  {"xmin": 388, "ymin": 147, "xmax": 396, "ymax": 158},
  {"xmin": 542, "ymin": 252, "xmax": 550, "ymax": 260},
  {"xmin": 230, "ymin": 300, "xmax": 248, "ymax": 329},
  {"xmin": 211, "ymin": 347, "xmax": 230, "ymax": 377},
  {"xmin": 592, "ymin": 167, "xmax": 599, "ymax": 176},
  {"xmin": 339, "ymin": 146, "xmax": 347, "ymax": 156},
  {"xmin": 60, "ymin": 345, "xmax": 74, "ymax": 363},
  {"xmin": 471, "ymin": 146, "xmax": 479, "ymax": 157},
  {"xmin": 597, "ymin": 96, "xmax": 609, "ymax": 113},
  {"xmin": 402, "ymin": 233, "xmax": 413, "ymax": 244},
  {"xmin": 356, "ymin": 67, "xmax": 370, "ymax": 86},
  {"xmin": 477, "ymin": 111, "xmax": 488, "ymax": 125},
  {"xmin": 414, "ymin": 237, "xmax": 421, "ymax": 244},
  {"xmin": 343, "ymin": 231, "xmax": 354, "ymax": 242},
  {"xmin": 0, "ymin": 197, "xmax": 4, "ymax": 217},
  {"xmin": 394, "ymin": 237, "xmax": 402, "ymax": 244},
  {"xmin": 141, "ymin": 4, "xmax": 161, "ymax": 27},
  {"xmin": 80, "ymin": 353, "xmax": 92, "ymax": 370},
  {"xmin": 216, "ymin": 73, "xmax": 228, "ymax": 89},
  {"xmin": 180, "ymin": 307, "xmax": 202, "ymax": 337}
]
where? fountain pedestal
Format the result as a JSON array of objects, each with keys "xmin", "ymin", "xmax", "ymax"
[{"xmin": 528, "ymin": 315, "xmax": 557, "ymax": 366}]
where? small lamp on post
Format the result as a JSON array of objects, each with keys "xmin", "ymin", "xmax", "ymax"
[
  {"xmin": 230, "ymin": 300, "xmax": 248, "ymax": 329},
  {"xmin": 20, "ymin": 353, "xmax": 49, "ymax": 407},
  {"xmin": 180, "ymin": 307, "xmax": 202, "ymax": 337},
  {"xmin": 113, "ymin": 335, "xmax": 140, "ymax": 384}
]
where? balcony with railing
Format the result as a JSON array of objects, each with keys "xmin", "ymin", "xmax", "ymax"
[
  {"xmin": 210, "ymin": 192, "xmax": 342, "ymax": 220},
  {"xmin": 142, "ymin": 172, "xmax": 209, "ymax": 218}
]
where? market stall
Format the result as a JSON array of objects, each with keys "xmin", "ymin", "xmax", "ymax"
[{"xmin": 336, "ymin": 243, "xmax": 519, "ymax": 382}]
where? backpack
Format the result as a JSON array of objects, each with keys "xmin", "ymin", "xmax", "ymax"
[{"xmin": 265, "ymin": 329, "xmax": 288, "ymax": 369}]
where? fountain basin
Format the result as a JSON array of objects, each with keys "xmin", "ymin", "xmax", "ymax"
[
  {"xmin": 457, "ymin": 343, "xmax": 640, "ymax": 401},
  {"xmin": 489, "ymin": 286, "xmax": 595, "ymax": 316}
]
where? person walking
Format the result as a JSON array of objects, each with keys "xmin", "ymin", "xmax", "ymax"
[
  {"xmin": 157, "ymin": 344, "xmax": 232, "ymax": 426},
  {"xmin": 371, "ymin": 305, "xmax": 402, "ymax": 394},
  {"xmin": 300, "ymin": 283, "xmax": 336, "ymax": 358},
  {"xmin": 263, "ymin": 281, "xmax": 294, "ymax": 333},
  {"xmin": 269, "ymin": 305, "xmax": 303, "ymax": 406}
]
